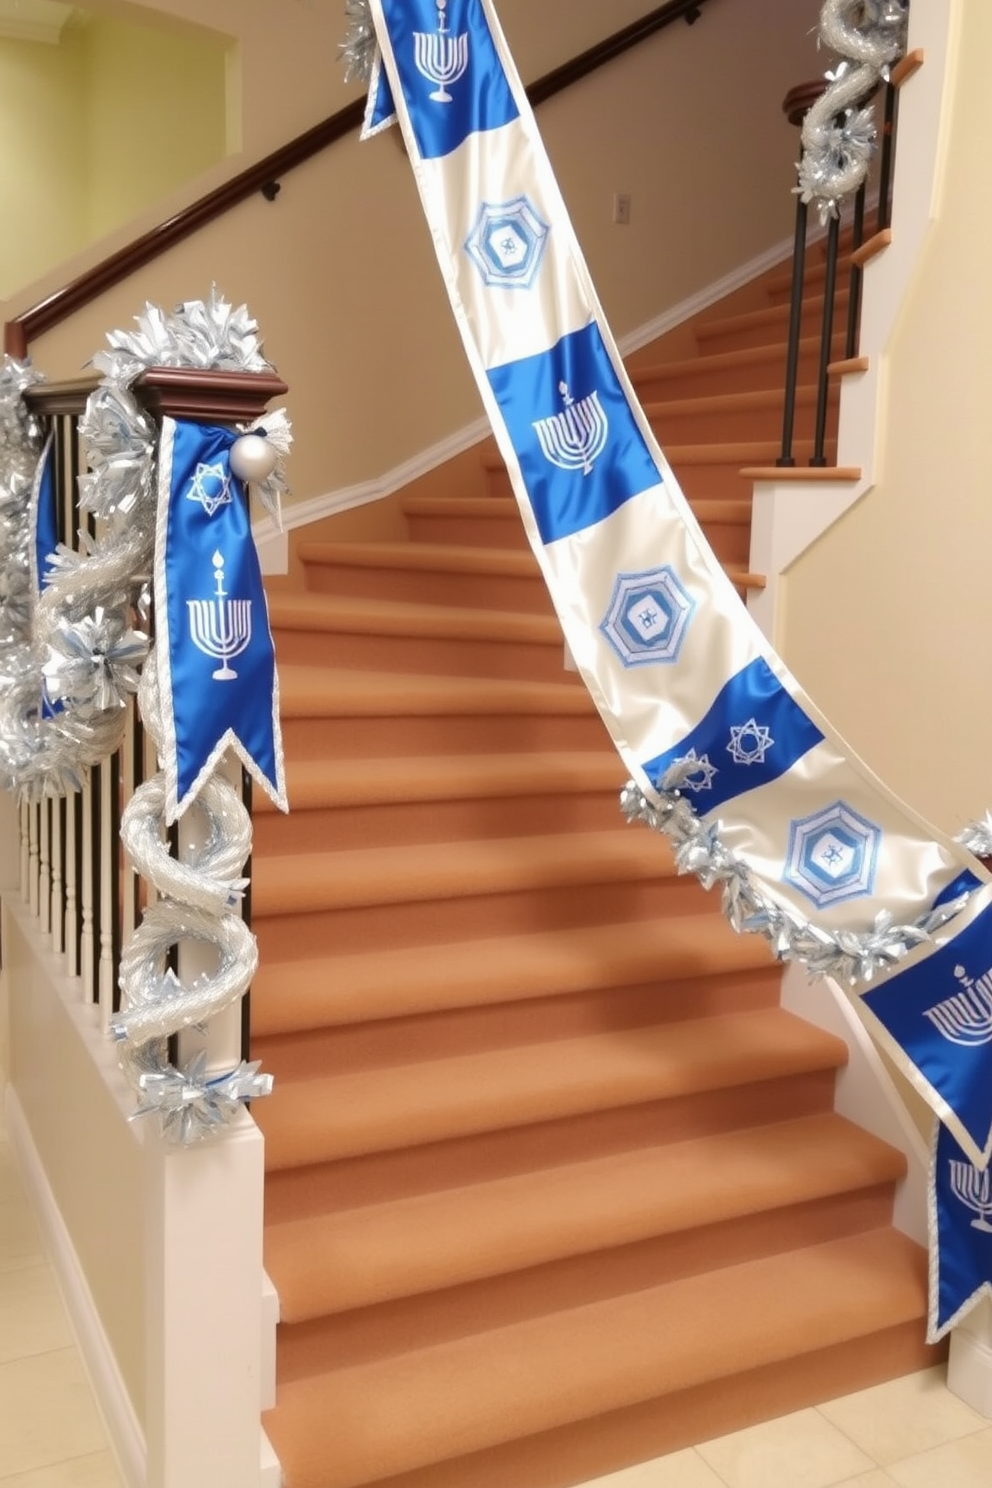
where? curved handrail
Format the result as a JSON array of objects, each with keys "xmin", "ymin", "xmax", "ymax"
[{"xmin": 3, "ymin": 0, "xmax": 716, "ymax": 359}]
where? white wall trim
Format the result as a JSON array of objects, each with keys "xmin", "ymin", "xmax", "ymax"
[
  {"xmin": 4, "ymin": 1083, "xmax": 147, "ymax": 1488},
  {"xmin": 779, "ymin": 963, "xmax": 929, "ymax": 1244},
  {"xmin": 254, "ymin": 234, "xmax": 799, "ymax": 574}
]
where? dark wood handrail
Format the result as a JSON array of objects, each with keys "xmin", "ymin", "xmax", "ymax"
[
  {"xmin": 25, "ymin": 368, "xmax": 288, "ymax": 422},
  {"xmin": 4, "ymin": 0, "xmax": 718, "ymax": 360}
]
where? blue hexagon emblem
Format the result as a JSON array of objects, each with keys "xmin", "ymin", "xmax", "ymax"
[
  {"xmin": 464, "ymin": 196, "xmax": 550, "ymax": 289},
  {"xmin": 600, "ymin": 567, "xmax": 696, "ymax": 668},
  {"xmin": 784, "ymin": 801, "xmax": 882, "ymax": 910}
]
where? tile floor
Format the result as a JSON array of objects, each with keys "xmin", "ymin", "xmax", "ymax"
[{"xmin": 2, "ymin": 1103, "xmax": 992, "ymax": 1487}]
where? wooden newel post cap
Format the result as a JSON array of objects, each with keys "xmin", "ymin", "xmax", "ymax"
[
  {"xmin": 135, "ymin": 368, "xmax": 289, "ymax": 424},
  {"xmin": 783, "ymin": 80, "xmax": 828, "ymax": 128}
]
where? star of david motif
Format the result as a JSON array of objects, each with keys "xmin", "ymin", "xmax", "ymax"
[
  {"xmin": 186, "ymin": 462, "xmax": 233, "ymax": 518},
  {"xmin": 727, "ymin": 718, "xmax": 775, "ymax": 766},
  {"xmin": 783, "ymin": 800, "xmax": 882, "ymax": 910},
  {"xmin": 464, "ymin": 196, "xmax": 550, "ymax": 290},
  {"xmin": 676, "ymin": 749, "xmax": 718, "ymax": 793},
  {"xmin": 599, "ymin": 567, "xmax": 695, "ymax": 668}
]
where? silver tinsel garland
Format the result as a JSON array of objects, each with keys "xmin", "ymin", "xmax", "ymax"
[
  {"xmin": 797, "ymin": 0, "xmax": 909, "ymax": 222},
  {"xmin": 0, "ymin": 291, "xmax": 289, "ymax": 1143},
  {"xmin": 339, "ymin": 0, "xmax": 377, "ymax": 84},
  {"xmin": 622, "ymin": 762, "xmax": 976, "ymax": 990}
]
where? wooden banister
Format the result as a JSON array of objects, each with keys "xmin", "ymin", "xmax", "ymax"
[
  {"xmin": 4, "ymin": 0, "xmax": 718, "ymax": 360},
  {"xmin": 24, "ymin": 368, "xmax": 288, "ymax": 422}
]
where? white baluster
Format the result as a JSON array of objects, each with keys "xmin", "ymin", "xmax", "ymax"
[
  {"xmin": 98, "ymin": 756, "xmax": 116, "ymax": 1028},
  {"xmin": 50, "ymin": 798, "xmax": 64, "ymax": 954},
  {"xmin": 64, "ymin": 790, "xmax": 79, "ymax": 977},
  {"xmin": 19, "ymin": 798, "xmax": 29, "ymax": 902},
  {"xmin": 28, "ymin": 803, "xmax": 39, "ymax": 918},
  {"xmin": 80, "ymin": 776, "xmax": 95, "ymax": 1002},
  {"xmin": 38, "ymin": 798, "xmax": 51, "ymax": 935}
]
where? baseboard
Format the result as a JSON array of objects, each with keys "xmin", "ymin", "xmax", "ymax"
[
  {"xmin": 252, "ymin": 233, "xmax": 799, "ymax": 575},
  {"xmin": 948, "ymin": 1299, "xmax": 992, "ymax": 1418},
  {"xmin": 4, "ymin": 1084, "xmax": 147, "ymax": 1488}
]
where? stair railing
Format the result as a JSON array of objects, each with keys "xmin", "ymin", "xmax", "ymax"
[
  {"xmin": 777, "ymin": 56, "xmax": 915, "ymax": 470},
  {"xmin": 19, "ymin": 367, "xmax": 284, "ymax": 1066}
]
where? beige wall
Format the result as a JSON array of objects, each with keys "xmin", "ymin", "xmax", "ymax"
[
  {"xmin": 779, "ymin": 0, "xmax": 991, "ymax": 837},
  {"xmin": 0, "ymin": 29, "xmax": 88, "ymax": 296},
  {"xmin": 0, "ymin": 10, "xmax": 229, "ymax": 299},
  {"xmin": 5, "ymin": 0, "xmax": 824, "ymax": 507}
]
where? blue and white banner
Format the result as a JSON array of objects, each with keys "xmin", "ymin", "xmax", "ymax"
[
  {"xmin": 362, "ymin": 0, "xmax": 992, "ymax": 1325},
  {"xmin": 155, "ymin": 418, "xmax": 287, "ymax": 823},
  {"xmin": 29, "ymin": 432, "xmax": 57, "ymax": 597},
  {"xmin": 929, "ymin": 1117, "xmax": 992, "ymax": 1341}
]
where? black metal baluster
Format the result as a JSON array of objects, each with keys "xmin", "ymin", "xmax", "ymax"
[
  {"xmin": 778, "ymin": 192, "xmax": 808, "ymax": 467},
  {"xmin": 876, "ymin": 79, "xmax": 899, "ymax": 233},
  {"xmin": 845, "ymin": 181, "xmax": 867, "ymax": 360},
  {"xmin": 811, "ymin": 211, "xmax": 841, "ymax": 466}
]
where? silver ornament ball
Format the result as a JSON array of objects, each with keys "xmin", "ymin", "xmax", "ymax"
[{"xmin": 229, "ymin": 433, "xmax": 278, "ymax": 483}]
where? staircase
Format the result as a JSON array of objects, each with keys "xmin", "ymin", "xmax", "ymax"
[{"xmin": 252, "ymin": 252, "xmax": 942, "ymax": 1488}]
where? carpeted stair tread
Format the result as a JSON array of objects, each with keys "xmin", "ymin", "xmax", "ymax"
[
  {"xmin": 629, "ymin": 338, "xmax": 827, "ymax": 389},
  {"xmin": 268, "ymin": 589, "xmax": 563, "ymax": 646},
  {"xmin": 639, "ymin": 385, "xmax": 810, "ymax": 420},
  {"xmin": 265, "ymin": 1113, "xmax": 906, "ymax": 1321},
  {"xmin": 256, "ymin": 750, "xmax": 624, "ymax": 816},
  {"xmin": 277, "ymin": 664, "xmax": 591, "ymax": 719},
  {"xmin": 695, "ymin": 291, "xmax": 850, "ymax": 344},
  {"xmin": 252, "ymin": 828, "xmax": 679, "ymax": 918},
  {"xmin": 263, "ymin": 1228, "xmax": 927, "ymax": 1488},
  {"xmin": 297, "ymin": 540, "xmax": 540, "ymax": 578},
  {"xmin": 254, "ymin": 1008, "xmax": 848, "ymax": 1169},
  {"xmin": 250, "ymin": 913, "xmax": 773, "ymax": 1034}
]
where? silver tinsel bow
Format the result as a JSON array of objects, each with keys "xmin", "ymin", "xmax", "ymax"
[
  {"xmin": 797, "ymin": 0, "xmax": 909, "ymax": 222},
  {"xmin": 621, "ymin": 769, "xmax": 973, "ymax": 990},
  {"xmin": 339, "ymin": 0, "xmax": 377, "ymax": 84}
]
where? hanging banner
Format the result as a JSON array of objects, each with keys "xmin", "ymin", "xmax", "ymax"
[
  {"xmin": 359, "ymin": 0, "xmax": 992, "ymax": 1322},
  {"xmin": 155, "ymin": 418, "xmax": 288, "ymax": 822},
  {"xmin": 930, "ymin": 1117, "xmax": 992, "ymax": 1340},
  {"xmin": 29, "ymin": 432, "xmax": 57, "ymax": 597}
]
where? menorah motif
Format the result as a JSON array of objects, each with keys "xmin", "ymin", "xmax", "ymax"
[
  {"xmin": 414, "ymin": 0, "xmax": 468, "ymax": 103},
  {"xmin": 187, "ymin": 550, "xmax": 252, "ymax": 682},
  {"xmin": 533, "ymin": 382, "xmax": 609, "ymax": 476},
  {"xmin": 925, "ymin": 964, "xmax": 992, "ymax": 1047},
  {"xmin": 949, "ymin": 1159, "xmax": 992, "ymax": 1233}
]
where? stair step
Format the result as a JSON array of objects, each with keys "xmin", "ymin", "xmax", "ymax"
[
  {"xmin": 266, "ymin": 1113, "xmax": 905, "ymax": 1322},
  {"xmin": 696, "ymin": 292, "xmax": 850, "ymax": 353},
  {"xmin": 276, "ymin": 664, "xmax": 603, "ymax": 759},
  {"xmin": 251, "ymin": 911, "xmax": 775, "ymax": 1036},
  {"xmin": 254, "ymin": 750, "xmax": 629, "ymax": 853},
  {"xmin": 263, "ymin": 1228, "xmax": 929, "ymax": 1488},
  {"xmin": 251, "ymin": 828, "xmax": 708, "ymax": 958},
  {"xmin": 630, "ymin": 340, "xmax": 808, "ymax": 400},
  {"xmin": 298, "ymin": 539, "xmax": 554, "ymax": 614},
  {"xmin": 254, "ymin": 1008, "xmax": 848, "ymax": 1170},
  {"xmin": 643, "ymin": 384, "xmax": 835, "ymax": 446},
  {"xmin": 269, "ymin": 592, "xmax": 568, "ymax": 682}
]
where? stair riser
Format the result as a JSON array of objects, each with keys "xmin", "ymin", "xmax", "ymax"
[
  {"xmin": 647, "ymin": 400, "xmax": 840, "ymax": 447},
  {"xmin": 405, "ymin": 510, "xmax": 530, "ymax": 551},
  {"xmin": 274, "ymin": 1183, "xmax": 897, "ymax": 1352},
  {"xmin": 344, "ymin": 1324, "xmax": 943, "ymax": 1488},
  {"xmin": 632, "ymin": 347, "xmax": 820, "ymax": 401},
  {"xmin": 300, "ymin": 561, "xmax": 556, "ymax": 615},
  {"xmin": 766, "ymin": 261, "xmax": 856, "ymax": 305},
  {"xmin": 254, "ymin": 785, "xmax": 626, "ymax": 855},
  {"xmin": 263, "ymin": 1069, "xmax": 840, "ymax": 1219},
  {"xmin": 279, "ymin": 709, "xmax": 604, "ymax": 760},
  {"xmin": 253, "ymin": 874, "xmax": 711, "ymax": 961},
  {"xmin": 272, "ymin": 625, "xmax": 569, "ymax": 684},
  {"xmin": 696, "ymin": 307, "xmax": 848, "ymax": 355},
  {"xmin": 255, "ymin": 967, "xmax": 782, "ymax": 1082}
]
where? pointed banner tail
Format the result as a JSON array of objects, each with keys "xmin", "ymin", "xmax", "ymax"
[
  {"xmin": 929, "ymin": 1117, "xmax": 992, "ymax": 1340},
  {"xmin": 155, "ymin": 418, "xmax": 288, "ymax": 823}
]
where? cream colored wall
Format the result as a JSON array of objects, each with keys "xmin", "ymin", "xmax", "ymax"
[
  {"xmin": 81, "ymin": 13, "xmax": 230, "ymax": 240},
  {"xmin": 7, "ymin": 0, "xmax": 824, "ymax": 509},
  {"xmin": 779, "ymin": 0, "xmax": 991, "ymax": 838},
  {"xmin": 0, "ymin": 29, "xmax": 88, "ymax": 297},
  {"xmin": 4, "ymin": 904, "xmax": 146, "ymax": 1426}
]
